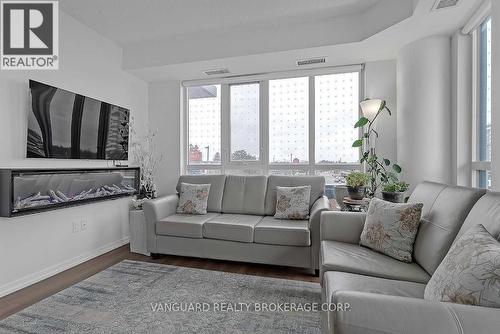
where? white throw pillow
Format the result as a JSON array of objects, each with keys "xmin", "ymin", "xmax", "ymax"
[
  {"xmin": 176, "ymin": 183, "xmax": 211, "ymax": 215},
  {"xmin": 424, "ymin": 224, "xmax": 500, "ymax": 308},
  {"xmin": 274, "ymin": 186, "xmax": 311, "ymax": 220},
  {"xmin": 360, "ymin": 198, "xmax": 423, "ymax": 263}
]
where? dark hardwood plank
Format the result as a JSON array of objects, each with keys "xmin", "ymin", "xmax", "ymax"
[{"xmin": 0, "ymin": 244, "xmax": 319, "ymax": 320}]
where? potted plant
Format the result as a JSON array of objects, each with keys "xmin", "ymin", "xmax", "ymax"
[
  {"xmin": 382, "ymin": 181, "xmax": 409, "ymax": 203},
  {"xmin": 346, "ymin": 172, "xmax": 370, "ymax": 200},
  {"xmin": 352, "ymin": 99, "xmax": 403, "ymax": 197}
]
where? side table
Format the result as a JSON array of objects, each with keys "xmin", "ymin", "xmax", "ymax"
[
  {"xmin": 342, "ymin": 197, "xmax": 370, "ymax": 212},
  {"xmin": 129, "ymin": 209, "xmax": 150, "ymax": 256}
]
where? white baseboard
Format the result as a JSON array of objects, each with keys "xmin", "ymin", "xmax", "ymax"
[{"xmin": 0, "ymin": 237, "xmax": 130, "ymax": 298}]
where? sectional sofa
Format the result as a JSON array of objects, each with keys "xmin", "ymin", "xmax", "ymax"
[
  {"xmin": 143, "ymin": 174, "xmax": 330, "ymax": 272},
  {"xmin": 320, "ymin": 181, "xmax": 500, "ymax": 334}
]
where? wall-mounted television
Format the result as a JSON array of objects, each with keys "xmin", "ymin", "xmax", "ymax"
[{"xmin": 27, "ymin": 80, "xmax": 130, "ymax": 160}]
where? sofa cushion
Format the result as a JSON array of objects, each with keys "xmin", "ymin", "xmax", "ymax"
[
  {"xmin": 408, "ymin": 182, "xmax": 486, "ymax": 275},
  {"xmin": 274, "ymin": 186, "xmax": 311, "ymax": 220},
  {"xmin": 177, "ymin": 175, "xmax": 226, "ymax": 212},
  {"xmin": 176, "ymin": 183, "xmax": 210, "ymax": 215},
  {"xmin": 360, "ymin": 198, "xmax": 423, "ymax": 263},
  {"xmin": 425, "ymin": 224, "xmax": 500, "ymax": 308},
  {"xmin": 322, "ymin": 271, "xmax": 426, "ymax": 333},
  {"xmin": 457, "ymin": 191, "xmax": 500, "ymax": 239},
  {"xmin": 221, "ymin": 175, "xmax": 267, "ymax": 215},
  {"xmin": 203, "ymin": 214, "xmax": 264, "ymax": 243},
  {"xmin": 407, "ymin": 181, "xmax": 447, "ymax": 217},
  {"xmin": 156, "ymin": 213, "xmax": 219, "ymax": 238},
  {"xmin": 320, "ymin": 240, "xmax": 430, "ymax": 284},
  {"xmin": 264, "ymin": 175, "xmax": 325, "ymax": 216},
  {"xmin": 254, "ymin": 216, "xmax": 310, "ymax": 246},
  {"xmin": 323, "ymin": 271, "xmax": 425, "ymax": 303}
]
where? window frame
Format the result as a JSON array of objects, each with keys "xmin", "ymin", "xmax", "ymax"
[
  {"xmin": 185, "ymin": 84, "xmax": 222, "ymax": 167},
  {"xmin": 183, "ymin": 66, "xmax": 364, "ymax": 180},
  {"xmin": 471, "ymin": 16, "xmax": 491, "ymax": 189},
  {"xmin": 268, "ymin": 75, "xmax": 310, "ymax": 166},
  {"xmin": 226, "ymin": 81, "xmax": 263, "ymax": 167}
]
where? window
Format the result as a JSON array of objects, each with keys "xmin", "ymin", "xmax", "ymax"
[
  {"xmin": 183, "ymin": 68, "xmax": 362, "ymax": 184},
  {"xmin": 187, "ymin": 85, "xmax": 221, "ymax": 165},
  {"xmin": 315, "ymin": 72, "xmax": 359, "ymax": 164},
  {"xmin": 472, "ymin": 17, "xmax": 491, "ymax": 189},
  {"xmin": 269, "ymin": 77, "xmax": 309, "ymax": 164},
  {"xmin": 229, "ymin": 83, "xmax": 260, "ymax": 161}
]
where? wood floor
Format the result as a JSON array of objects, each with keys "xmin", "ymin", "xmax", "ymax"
[{"xmin": 0, "ymin": 244, "xmax": 319, "ymax": 320}]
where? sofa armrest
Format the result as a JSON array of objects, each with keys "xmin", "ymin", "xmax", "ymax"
[
  {"xmin": 309, "ymin": 196, "xmax": 331, "ymax": 269},
  {"xmin": 142, "ymin": 194, "xmax": 179, "ymax": 253},
  {"xmin": 327, "ymin": 291, "xmax": 500, "ymax": 334},
  {"xmin": 320, "ymin": 211, "xmax": 365, "ymax": 244}
]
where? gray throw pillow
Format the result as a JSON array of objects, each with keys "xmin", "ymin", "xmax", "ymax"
[
  {"xmin": 274, "ymin": 186, "xmax": 311, "ymax": 220},
  {"xmin": 424, "ymin": 224, "xmax": 500, "ymax": 308},
  {"xmin": 176, "ymin": 183, "xmax": 211, "ymax": 215},
  {"xmin": 360, "ymin": 197, "xmax": 423, "ymax": 263}
]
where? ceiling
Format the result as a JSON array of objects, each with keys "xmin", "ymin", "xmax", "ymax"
[
  {"xmin": 59, "ymin": 0, "xmax": 381, "ymax": 45},
  {"xmin": 59, "ymin": 0, "xmax": 484, "ymax": 81}
]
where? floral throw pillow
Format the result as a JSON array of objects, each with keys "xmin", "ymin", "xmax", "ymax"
[
  {"xmin": 424, "ymin": 224, "xmax": 500, "ymax": 308},
  {"xmin": 176, "ymin": 183, "xmax": 211, "ymax": 215},
  {"xmin": 274, "ymin": 186, "xmax": 311, "ymax": 220},
  {"xmin": 360, "ymin": 197, "xmax": 423, "ymax": 263}
]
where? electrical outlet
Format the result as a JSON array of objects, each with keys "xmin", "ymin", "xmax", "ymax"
[
  {"xmin": 72, "ymin": 221, "xmax": 80, "ymax": 233},
  {"xmin": 80, "ymin": 219, "xmax": 87, "ymax": 231}
]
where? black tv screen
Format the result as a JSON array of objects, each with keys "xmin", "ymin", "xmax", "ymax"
[{"xmin": 27, "ymin": 80, "xmax": 129, "ymax": 160}]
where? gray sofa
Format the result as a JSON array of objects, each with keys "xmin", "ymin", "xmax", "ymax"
[
  {"xmin": 320, "ymin": 181, "xmax": 500, "ymax": 334},
  {"xmin": 143, "ymin": 174, "xmax": 330, "ymax": 271}
]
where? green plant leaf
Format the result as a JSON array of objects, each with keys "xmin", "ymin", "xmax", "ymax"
[
  {"xmin": 393, "ymin": 164, "xmax": 402, "ymax": 173},
  {"xmin": 383, "ymin": 159, "xmax": 390, "ymax": 166},
  {"xmin": 354, "ymin": 117, "xmax": 369, "ymax": 128},
  {"xmin": 346, "ymin": 171, "xmax": 370, "ymax": 187},
  {"xmin": 352, "ymin": 139, "xmax": 363, "ymax": 147},
  {"xmin": 380, "ymin": 100, "xmax": 386, "ymax": 110}
]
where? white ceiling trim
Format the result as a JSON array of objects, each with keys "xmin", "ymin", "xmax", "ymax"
[
  {"xmin": 182, "ymin": 64, "xmax": 364, "ymax": 87},
  {"xmin": 461, "ymin": 0, "xmax": 491, "ymax": 34}
]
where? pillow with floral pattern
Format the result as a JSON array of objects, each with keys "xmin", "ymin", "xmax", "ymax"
[
  {"xmin": 176, "ymin": 183, "xmax": 211, "ymax": 215},
  {"xmin": 360, "ymin": 197, "xmax": 423, "ymax": 263},
  {"xmin": 274, "ymin": 186, "xmax": 311, "ymax": 220},
  {"xmin": 424, "ymin": 224, "xmax": 500, "ymax": 308}
]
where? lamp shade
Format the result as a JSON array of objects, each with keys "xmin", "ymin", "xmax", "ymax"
[{"xmin": 360, "ymin": 99, "xmax": 384, "ymax": 122}]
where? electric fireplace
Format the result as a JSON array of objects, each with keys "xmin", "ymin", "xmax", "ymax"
[{"xmin": 0, "ymin": 167, "xmax": 140, "ymax": 217}]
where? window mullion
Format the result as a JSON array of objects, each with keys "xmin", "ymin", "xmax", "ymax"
[
  {"xmin": 309, "ymin": 75, "xmax": 315, "ymax": 175},
  {"xmin": 261, "ymin": 80, "xmax": 269, "ymax": 174},
  {"xmin": 221, "ymin": 83, "xmax": 230, "ymax": 174},
  {"xmin": 182, "ymin": 86, "xmax": 189, "ymax": 174}
]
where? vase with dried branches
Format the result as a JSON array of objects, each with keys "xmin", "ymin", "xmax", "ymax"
[{"xmin": 129, "ymin": 118, "xmax": 163, "ymax": 200}]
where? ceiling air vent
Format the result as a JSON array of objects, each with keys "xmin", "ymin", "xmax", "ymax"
[
  {"xmin": 202, "ymin": 68, "xmax": 230, "ymax": 76},
  {"xmin": 432, "ymin": 0, "xmax": 460, "ymax": 11},
  {"xmin": 296, "ymin": 57, "xmax": 326, "ymax": 66}
]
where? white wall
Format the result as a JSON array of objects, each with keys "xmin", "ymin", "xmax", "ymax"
[
  {"xmin": 491, "ymin": 1, "xmax": 500, "ymax": 190},
  {"xmin": 364, "ymin": 60, "xmax": 398, "ymax": 166},
  {"xmin": 0, "ymin": 12, "xmax": 148, "ymax": 297},
  {"xmin": 397, "ymin": 35, "xmax": 452, "ymax": 189},
  {"xmin": 148, "ymin": 81, "xmax": 182, "ymax": 196}
]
